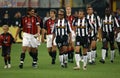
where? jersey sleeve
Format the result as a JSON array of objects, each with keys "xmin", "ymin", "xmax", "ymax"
[
  {"xmin": 10, "ymin": 34, "xmax": 15, "ymax": 43},
  {"xmin": 114, "ymin": 17, "xmax": 120, "ymax": 28}
]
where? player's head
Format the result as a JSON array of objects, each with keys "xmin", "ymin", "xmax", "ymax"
[
  {"xmin": 50, "ymin": 9, "xmax": 57, "ymax": 18},
  {"xmin": 105, "ymin": 8, "xmax": 111, "ymax": 16},
  {"xmin": 27, "ymin": 7, "xmax": 35, "ymax": 16},
  {"xmin": 78, "ymin": 9, "xmax": 85, "ymax": 19},
  {"xmin": 65, "ymin": 4, "xmax": 71, "ymax": 15},
  {"xmin": 58, "ymin": 9, "xmax": 65, "ymax": 19},
  {"xmin": 2, "ymin": 25, "xmax": 9, "ymax": 33},
  {"xmin": 87, "ymin": 6, "xmax": 93, "ymax": 15}
]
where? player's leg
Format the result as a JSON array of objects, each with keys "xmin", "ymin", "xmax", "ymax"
[
  {"xmin": 2, "ymin": 48, "xmax": 8, "ymax": 68},
  {"xmin": 19, "ymin": 46, "xmax": 27, "ymax": 69},
  {"xmin": 51, "ymin": 45, "xmax": 57, "ymax": 64},
  {"xmin": 58, "ymin": 47, "xmax": 64, "ymax": 67},
  {"xmin": 3, "ymin": 56, "xmax": 8, "ymax": 69},
  {"xmin": 19, "ymin": 34, "xmax": 29, "ymax": 69},
  {"xmin": 109, "ymin": 36, "xmax": 115, "ymax": 63},
  {"xmin": 6, "ymin": 47, "xmax": 11, "ymax": 68},
  {"xmin": 73, "ymin": 46, "xmax": 81, "ymax": 70},
  {"xmin": 50, "ymin": 36, "xmax": 57, "ymax": 64},
  {"xmin": 82, "ymin": 37, "xmax": 88, "ymax": 70},
  {"xmin": 56, "ymin": 36, "xmax": 64, "ymax": 67},
  {"xmin": 83, "ymin": 47, "xmax": 88, "ymax": 70},
  {"xmin": 99, "ymin": 38, "xmax": 108, "ymax": 64},
  {"xmin": 91, "ymin": 40, "xmax": 97, "ymax": 63},
  {"xmin": 69, "ymin": 31, "xmax": 75, "ymax": 63},
  {"xmin": 46, "ymin": 35, "xmax": 53, "ymax": 64},
  {"xmin": 31, "ymin": 47, "xmax": 38, "ymax": 68},
  {"xmin": 30, "ymin": 37, "xmax": 40, "ymax": 68},
  {"xmin": 68, "ymin": 43, "xmax": 74, "ymax": 63}
]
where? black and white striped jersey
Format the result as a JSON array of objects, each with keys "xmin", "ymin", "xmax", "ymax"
[
  {"xmin": 101, "ymin": 15, "xmax": 120, "ymax": 33},
  {"xmin": 87, "ymin": 14, "xmax": 101, "ymax": 36},
  {"xmin": 53, "ymin": 18, "xmax": 71, "ymax": 36},
  {"xmin": 73, "ymin": 17, "xmax": 93, "ymax": 37}
]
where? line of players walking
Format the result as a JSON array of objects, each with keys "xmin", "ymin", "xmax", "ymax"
[{"xmin": 0, "ymin": 5, "xmax": 120, "ymax": 70}]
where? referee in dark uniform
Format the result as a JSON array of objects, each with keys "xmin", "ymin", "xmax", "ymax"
[
  {"xmin": 100, "ymin": 8, "xmax": 120, "ymax": 63},
  {"xmin": 52, "ymin": 9, "xmax": 72, "ymax": 68}
]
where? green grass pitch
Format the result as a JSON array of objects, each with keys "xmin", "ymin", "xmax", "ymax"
[{"xmin": 0, "ymin": 42, "xmax": 120, "ymax": 78}]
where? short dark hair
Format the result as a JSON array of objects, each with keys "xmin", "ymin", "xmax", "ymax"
[
  {"xmin": 58, "ymin": 9, "xmax": 65, "ymax": 14},
  {"xmin": 78, "ymin": 9, "xmax": 85, "ymax": 14},
  {"xmin": 50, "ymin": 9, "xmax": 57, "ymax": 14},
  {"xmin": 27, "ymin": 7, "xmax": 34, "ymax": 12}
]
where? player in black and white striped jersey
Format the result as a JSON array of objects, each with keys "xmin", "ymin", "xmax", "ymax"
[
  {"xmin": 52, "ymin": 9, "xmax": 72, "ymax": 68},
  {"xmin": 86, "ymin": 6, "xmax": 101, "ymax": 64},
  {"xmin": 99, "ymin": 8, "xmax": 120, "ymax": 63},
  {"xmin": 73, "ymin": 9, "xmax": 93, "ymax": 70}
]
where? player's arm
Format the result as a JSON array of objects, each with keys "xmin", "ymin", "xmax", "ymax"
[
  {"xmin": 114, "ymin": 17, "xmax": 120, "ymax": 38},
  {"xmin": 41, "ymin": 20, "xmax": 47, "ymax": 42},
  {"xmin": 15, "ymin": 17, "xmax": 23, "ymax": 41},
  {"xmin": 67, "ymin": 21, "xmax": 72, "ymax": 45},
  {"xmin": 0, "ymin": 35, "xmax": 2, "ymax": 49},
  {"xmin": 15, "ymin": 27, "xmax": 21, "ymax": 41},
  {"xmin": 52, "ymin": 25, "xmax": 56, "ymax": 46}
]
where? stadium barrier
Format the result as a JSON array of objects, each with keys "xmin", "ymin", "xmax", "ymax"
[
  {"xmin": 0, "ymin": 26, "xmax": 102, "ymax": 42},
  {"xmin": 0, "ymin": 26, "xmax": 22, "ymax": 42}
]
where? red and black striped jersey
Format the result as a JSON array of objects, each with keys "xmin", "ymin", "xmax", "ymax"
[
  {"xmin": 66, "ymin": 15, "xmax": 75, "ymax": 30},
  {"xmin": 44, "ymin": 18, "xmax": 56, "ymax": 35},
  {"xmin": 0, "ymin": 33, "xmax": 15, "ymax": 47},
  {"xmin": 20, "ymin": 16, "xmax": 40, "ymax": 35}
]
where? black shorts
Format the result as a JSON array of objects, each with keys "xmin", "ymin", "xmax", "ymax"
[
  {"xmin": 2, "ymin": 46, "xmax": 11, "ymax": 57},
  {"xmin": 102, "ymin": 32, "xmax": 115, "ymax": 49},
  {"xmin": 75, "ymin": 36, "xmax": 89, "ymax": 48},
  {"xmin": 88, "ymin": 34, "xmax": 97, "ymax": 44},
  {"xmin": 56, "ymin": 35, "xmax": 68, "ymax": 48},
  {"xmin": 102, "ymin": 32, "xmax": 114, "ymax": 43}
]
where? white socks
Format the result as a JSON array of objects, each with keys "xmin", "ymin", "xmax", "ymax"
[
  {"xmin": 75, "ymin": 54, "xmax": 81, "ymax": 67},
  {"xmin": 63, "ymin": 54, "xmax": 68, "ymax": 63},
  {"xmin": 102, "ymin": 49, "xmax": 106, "ymax": 60},
  {"xmin": 91, "ymin": 50, "xmax": 96, "ymax": 62},
  {"xmin": 110, "ymin": 50, "xmax": 115, "ymax": 61},
  {"xmin": 87, "ymin": 52, "xmax": 92, "ymax": 62},
  {"xmin": 59, "ymin": 53, "xmax": 68, "ymax": 65},
  {"xmin": 83, "ymin": 55, "xmax": 87, "ymax": 67},
  {"xmin": 59, "ymin": 55, "xmax": 64, "ymax": 65}
]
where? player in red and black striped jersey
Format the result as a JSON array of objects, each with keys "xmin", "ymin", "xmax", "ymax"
[
  {"xmin": 65, "ymin": 5, "xmax": 75, "ymax": 63},
  {"xmin": 0, "ymin": 25, "xmax": 15, "ymax": 69},
  {"xmin": 15, "ymin": 8, "xmax": 41, "ymax": 69},
  {"xmin": 43, "ymin": 9, "xmax": 57, "ymax": 64}
]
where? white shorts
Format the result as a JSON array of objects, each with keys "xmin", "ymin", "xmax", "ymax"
[
  {"xmin": 22, "ymin": 32, "xmax": 38, "ymax": 48},
  {"xmin": 71, "ymin": 30, "xmax": 76, "ymax": 42},
  {"xmin": 46, "ymin": 34, "xmax": 56, "ymax": 48}
]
